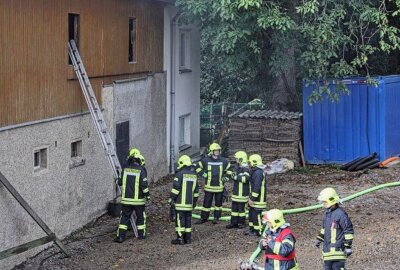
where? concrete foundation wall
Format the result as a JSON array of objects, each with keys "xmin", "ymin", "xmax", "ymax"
[
  {"xmin": 0, "ymin": 114, "xmax": 114, "ymax": 269},
  {"xmin": 102, "ymin": 73, "xmax": 168, "ymax": 182}
]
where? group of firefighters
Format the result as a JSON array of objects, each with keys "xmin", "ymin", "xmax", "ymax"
[{"xmin": 113, "ymin": 143, "xmax": 354, "ymax": 270}]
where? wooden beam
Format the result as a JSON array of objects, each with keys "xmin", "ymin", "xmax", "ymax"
[
  {"xmin": 0, "ymin": 171, "xmax": 69, "ymax": 259},
  {"xmin": 0, "ymin": 234, "xmax": 56, "ymax": 260}
]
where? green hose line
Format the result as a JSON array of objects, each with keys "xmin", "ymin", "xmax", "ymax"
[{"xmin": 248, "ymin": 181, "xmax": 400, "ymax": 263}]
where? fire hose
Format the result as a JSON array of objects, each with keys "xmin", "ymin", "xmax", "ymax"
[{"xmin": 191, "ymin": 181, "xmax": 400, "ymax": 268}]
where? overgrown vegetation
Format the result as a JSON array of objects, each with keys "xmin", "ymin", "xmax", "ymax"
[{"xmin": 176, "ymin": 0, "xmax": 400, "ymax": 110}]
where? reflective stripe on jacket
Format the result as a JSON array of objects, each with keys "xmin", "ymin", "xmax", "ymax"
[
  {"xmin": 170, "ymin": 167, "xmax": 199, "ymax": 211},
  {"xmin": 249, "ymin": 167, "xmax": 266, "ymax": 209},
  {"xmin": 318, "ymin": 206, "xmax": 354, "ymax": 261},
  {"xmin": 232, "ymin": 165, "xmax": 250, "ymax": 203},
  {"xmin": 118, "ymin": 163, "xmax": 149, "ymax": 205},
  {"xmin": 195, "ymin": 156, "xmax": 231, "ymax": 193}
]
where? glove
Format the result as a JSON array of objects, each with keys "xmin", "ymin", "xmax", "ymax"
[
  {"xmin": 222, "ymin": 176, "xmax": 230, "ymax": 183},
  {"xmin": 202, "ymin": 172, "xmax": 208, "ymax": 179},
  {"xmin": 344, "ymin": 248, "xmax": 352, "ymax": 257},
  {"xmin": 314, "ymin": 239, "xmax": 322, "ymax": 249},
  {"xmin": 168, "ymin": 198, "xmax": 174, "ymax": 206},
  {"xmin": 231, "ymin": 172, "xmax": 237, "ymax": 181}
]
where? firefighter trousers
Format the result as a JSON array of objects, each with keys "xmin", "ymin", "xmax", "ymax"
[
  {"xmin": 230, "ymin": 201, "xmax": 246, "ymax": 225},
  {"xmin": 175, "ymin": 210, "xmax": 192, "ymax": 242},
  {"xmin": 201, "ymin": 191, "xmax": 223, "ymax": 220},
  {"xmin": 248, "ymin": 206, "xmax": 263, "ymax": 235},
  {"xmin": 324, "ymin": 260, "xmax": 345, "ymax": 270},
  {"xmin": 117, "ymin": 204, "xmax": 146, "ymax": 238}
]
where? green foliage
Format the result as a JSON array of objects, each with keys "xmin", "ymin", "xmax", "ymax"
[{"xmin": 176, "ymin": 0, "xmax": 400, "ymax": 106}]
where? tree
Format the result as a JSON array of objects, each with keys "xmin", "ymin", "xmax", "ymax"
[{"xmin": 176, "ymin": 0, "xmax": 400, "ymax": 110}]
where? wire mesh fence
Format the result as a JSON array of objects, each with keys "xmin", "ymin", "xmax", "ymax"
[{"xmin": 200, "ymin": 101, "xmax": 265, "ymax": 147}]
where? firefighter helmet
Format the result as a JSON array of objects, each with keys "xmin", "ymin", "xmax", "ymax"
[
  {"xmin": 234, "ymin": 151, "xmax": 248, "ymax": 165},
  {"xmin": 177, "ymin": 155, "xmax": 192, "ymax": 169},
  {"xmin": 318, "ymin": 187, "xmax": 340, "ymax": 208},
  {"xmin": 127, "ymin": 147, "xmax": 141, "ymax": 160},
  {"xmin": 249, "ymin": 154, "xmax": 263, "ymax": 167},
  {"xmin": 209, "ymin": 143, "xmax": 221, "ymax": 155},
  {"xmin": 262, "ymin": 209, "xmax": 285, "ymax": 232}
]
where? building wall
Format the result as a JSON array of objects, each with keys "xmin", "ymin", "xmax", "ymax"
[
  {"xmin": 0, "ymin": 0, "xmax": 164, "ymax": 127},
  {"xmin": 164, "ymin": 7, "xmax": 201, "ymax": 168},
  {"xmin": 0, "ymin": 114, "xmax": 114, "ymax": 269},
  {"xmin": 102, "ymin": 73, "xmax": 168, "ymax": 181}
]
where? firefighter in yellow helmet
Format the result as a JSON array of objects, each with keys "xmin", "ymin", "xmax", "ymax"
[
  {"xmin": 315, "ymin": 188, "xmax": 354, "ymax": 270},
  {"xmin": 226, "ymin": 151, "xmax": 250, "ymax": 229},
  {"xmin": 168, "ymin": 155, "xmax": 199, "ymax": 244},
  {"xmin": 195, "ymin": 143, "xmax": 232, "ymax": 224},
  {"xmin": 245, "ymin": 154, "xmax": 266, "ymax": 236},
  {"xmin": 259, "ymin": 209, "xmax": 299, "ymax": 270},
  {"xmin": 114, "ymin": 150, "xmax": 150, "ymax": 243}
]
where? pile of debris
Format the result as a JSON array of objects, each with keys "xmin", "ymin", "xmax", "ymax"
[{"xmin": 227, "ymin": 110, "xmax": 302, "ymax": 164}]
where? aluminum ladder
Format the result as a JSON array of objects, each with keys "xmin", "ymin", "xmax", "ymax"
[{"xmin": 68, "ymin": 40, "xmax": 138, "ymax": 238}]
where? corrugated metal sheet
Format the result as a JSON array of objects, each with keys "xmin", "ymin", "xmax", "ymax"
[
  {"xmin": 234, "ymin": 110, "xmax": 302, "ymax": 120},
  {"xmin": 303, "ymin": 76, "xmax": 400, "ymax": 164},
  {"xmin": 0, "ymin": 0, "xmax": 164, "ymax": 128}
]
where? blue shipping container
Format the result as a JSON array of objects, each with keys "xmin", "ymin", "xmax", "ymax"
[{"xmin": 303, "ymin": 76, "xmax": 400, "ymax": 164}]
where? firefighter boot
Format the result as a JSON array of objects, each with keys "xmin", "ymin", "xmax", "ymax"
[
  {"xmin": 184, "ymin": 232, "xmax": 192, "ymax": 244},
  {"xmin": 171, "ymin": 237, "xmax": 184, "ymax": 245},
  {"xmin": 113, "ymin": 230, "xmax": 126, "ymax": 243},
  {"xmin": 226, "ymin": 223, "xmax": 238, "ymax": 229}
]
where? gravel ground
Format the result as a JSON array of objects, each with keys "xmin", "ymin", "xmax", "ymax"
[{"xmin": 14, "ymin": 166, "xmax": 400, "ymax": 270}]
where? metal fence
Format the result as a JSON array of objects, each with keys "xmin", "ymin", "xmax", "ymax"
[{"xmin": 200, "ymin": 101, "xmax": 265, "ymax": 148}]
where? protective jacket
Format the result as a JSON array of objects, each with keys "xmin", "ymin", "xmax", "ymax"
[
  {"xmin": 262, "ymin": 224, "xmax": 299, "ymax": 270},
  {"xmin": 317, "ymin": 205, "xmax": 354, "ymax": 261},
  {"xmin": 195, "ymin": 156, "xmax": 232, "ymax": 193},
  {"xmin": 170, "ymin": 166, "xmax": 199, "ymax": 211},
  {"xmin": 249, "ymin": 166, "xmax": 266, "ymax": 209},
  {"xmin": 232, "ymin": 164, "xmax": 250, "ymax": 203},
  {"xmin": 118, "ymin": 163, "xmax": 149, "ymax": 206}
]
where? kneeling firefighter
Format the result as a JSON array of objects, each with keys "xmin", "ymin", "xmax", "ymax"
[
  {"xmin": 169, "ymin": 155, "xmax": 199, "ymax": 245},
  {"xmin": 114, "ymin": 151, "xmax": 150, "ymax": 243},
  {"xmin": 259, "ymin": 209, "xmax": 299, "ymax": 270}
]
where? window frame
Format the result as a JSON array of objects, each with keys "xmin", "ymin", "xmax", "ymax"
[
  {"xmin": 178, "ymin": 29, "xmax": 192, "ymax": 72},
  {"xmin": 33, "ymin": 147, "xmax": 48, "ymax": 173},
  {"xmin": 68, "ymin": 13, "xmax": 80, "ymax": 65},
  {"xmin": 178, "ymin": 114, "xmax": 191, "ymax": 151},
  {"xmin": 128, "ymin": 17, "xmax": 137, "ymax": 63}
]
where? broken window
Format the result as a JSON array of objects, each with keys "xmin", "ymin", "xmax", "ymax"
[
  {"xmin": 129, "ymin": 18, "xmax": 137, "ymax": 63},
  {"xmin": 68, "ymin": 13, "xmax": 80, "ymax": 64}
]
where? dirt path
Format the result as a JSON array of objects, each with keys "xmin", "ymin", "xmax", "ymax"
[{"xmin": 15, "ymin": 167, "xmax": 400, "ymax": 270}]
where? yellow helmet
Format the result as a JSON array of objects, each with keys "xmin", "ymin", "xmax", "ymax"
[
  {"xmin": 209, "ymin": 143, "xmax": 221, "ymax": 155},
  {"xmin": 234, "ymin": 151, "xmax": 248, "ymax": 165},
  {"xmin": 127, "ymin": 147, "xmax": 141, "ymax": 160},
  {"xmin": 177, "ymin": 155, "xmax": 192, "ymax": 169},
  {"xmin": 249, "ymin": 154, "xmax": 263, "ymax": 167},
  {"xmin": 318, "ymin": 187, "xmax": 340, "ymax": 207},
  {"xmin": 262, "ymin": 209, "xmax": 285, "ymax": 232}
]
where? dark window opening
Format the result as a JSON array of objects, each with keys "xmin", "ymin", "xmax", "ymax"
[
  {"xmin": 34, "ymin": 148, "xmax": 48, "ymax": 171},
  {"xmin": 129, "ymin": 18, "xmax": 137, "ymax": 63},
  {"xmin": 71, "ymin": 140, "xmax": 82, "ymax": 158},
  {"xmin": 68, "ymin": 13, "xmax": 80, "ymax": 64}
]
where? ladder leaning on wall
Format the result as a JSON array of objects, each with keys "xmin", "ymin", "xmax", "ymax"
[{"xmin": 67, "ymin": 40, "xmax": 138, "ymax": 238}]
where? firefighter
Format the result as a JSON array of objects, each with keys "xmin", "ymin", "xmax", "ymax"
[
  {"xmin": 226, "ymin": 151, "xmax": 250, "ymax": 229},
  {"xmin": 259, "ymin": 209, "xmax": 299, "ymax": 270},
  {"xmin": 315, "ymin": 188, "xmax": 354, "ymax": 270},
  {"xmin": 168, "ymin": 155, "xmax": 199, "ymax": 245},
  {"xmin": 195, "ymin": 143, "xmax": 232, "ymax": 224},
  {"xmin": 114, "ymin": 151, "xmax": 150, "ymax": 243},
  {"xmin": 245, "ymin": 154, "xmax": 266, "ymax": 236}
]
